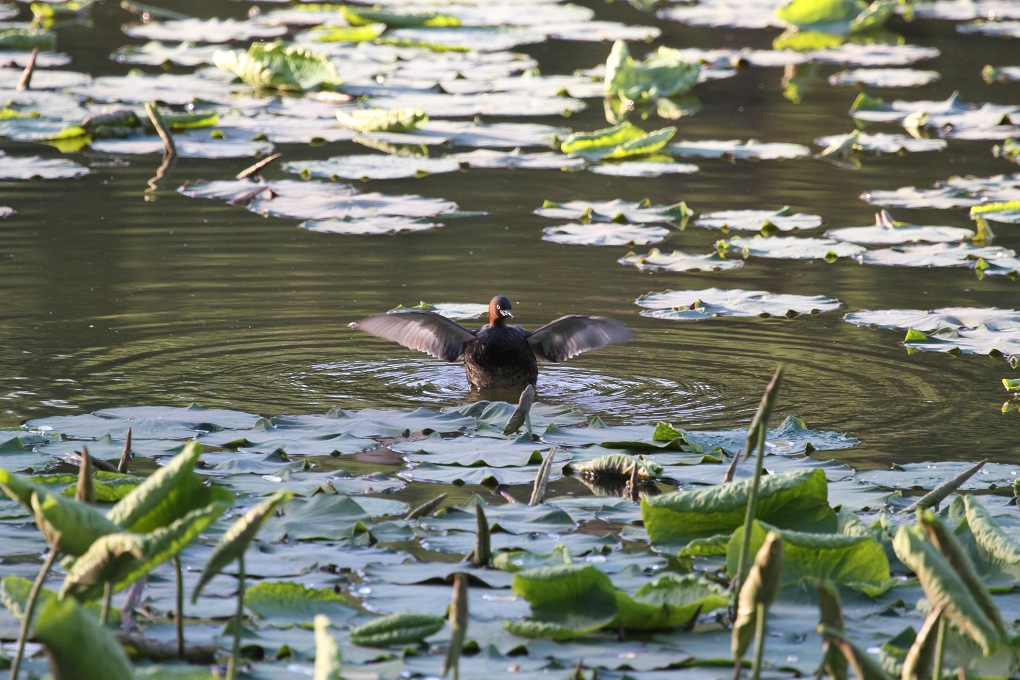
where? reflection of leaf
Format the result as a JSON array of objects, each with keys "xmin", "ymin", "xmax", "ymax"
[{"xmin": 636, "ymin": 288, "xmax": 841, "ymax": 320}]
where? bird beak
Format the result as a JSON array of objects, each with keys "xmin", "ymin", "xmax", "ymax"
[{"xmin": 500, "ymin": 309, "xmax": 513, "ymax": 318}]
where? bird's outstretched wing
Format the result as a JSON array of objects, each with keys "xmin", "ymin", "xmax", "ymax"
[
  {"xmin": 527, "ymin": 315, "xmax": 636, "ymax": 362},
  {"xmin": 352, "ymin": 311, "xmax": 476, "ymax": 362}
]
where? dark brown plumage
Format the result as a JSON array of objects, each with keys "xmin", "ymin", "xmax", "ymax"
[{"xmin": 351, "ymin": 295, "xmax": 635, "ymax": 390}]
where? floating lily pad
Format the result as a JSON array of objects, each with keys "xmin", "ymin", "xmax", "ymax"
[
  {"xmin": 862, "ymin": 173, "xmax": 1020, "ymax": 209},
  {"xmin": 363, "ymin": 90, "xmax": 586, "ymax": 118},
  {"xmin": 0, "ymin": 151, "xmax": 88, "ymax": 180},
  {"xmin": 902, "ymin": 327, "xmax": 1020, "ymax": 361},
  {"xmin": 0, "ymin": 206, "xmax": 13, "ymax": 220},
  {"xmin": 560, "ymin": 122, "xmax": 676, "ymax": 160},
  {"xmin": 282, "ymin": 155, "xmax": 460, "ymax": 181},
  {"xmin": 541, "ymin": 223, "xmax": 670, "ymax": 247},
  {"xmin": 546, "ymin": 20, "xmax": 661, "ymax": 41},
  {"xmin": 178, "ymin": 179, "xmax": 458, "ymax": 221},
  {"xmin": 694, "ymin": 207, "xmax": 821, "ymax": 232},
  {"xmin": 535, "ymin": 199, "xmax": 689, "ymax": 224},
  {"xmin": 854, "ymin": 242, "xmax": 1015, "ymax": 268},
  {"xmin": 213, "ymin": 112, "xmax": 356, "ymax": 144},
  {"xmin": 215, "ymin": 43, "xmax": 340, "ymax": 91},
  {"xmin": 718, "ymin": 235, "xmax": 865, "ymax": 260},
  {"xmin": 588, "ymin": 160, "xmax": 699, "ymax": 177},
  {"xmin": 618, "ymin": 249, "xmax": 744, "ymax": 272},
  {"xmin": 972, "ymin": 200, "xmax": 1020, "ymax": 224},
  {"xmin": 298, "ymin": 216, "xmax": 440, "ymax": 235},
  {"xmin": 828, "ymin": 68, "xmax": 940, "ymax": 88},
  {"xmin": 449, "ymin": 149, "xmax": 583, "ymax": 170},
  {"xmin": 776, "ymin": 0, "xmax": 897, "ymax": 34},
  {"xmin": 71, "ymin": 71, "xmax": 253, "ymax": 106},
  {"xmin": 808, "ymin": 42, "xmax": 941, "ymax": 66},
  {"xmin": 957, "ymin": 20, "xmax": 1020, "ymax": 38},
  {"xmin": 844, "ymin": 307, "xmax": 1020, "ymax": 333},
  {"xmin": 0, "ymin": 68, "xmax": 91, "ymax": 90},
  {"xmin": 635, "ymin": 288, "xmax": 841, "ymax": 320},
  {"xmin": 815, "ymin": 131, "xmax": 947, "ymax": 154},
  {"xmin": 111, "ymin": 41, "xmax": 221, "ymax": 67},
  {"xmin": 123, "ymin": 18, "xmax": 287, "ymax": 43},
  {"xmin": 90, "ymin": 136, "xmax": 273, "ymax": 159},
  {"xmin": 604, "ymin": 40, "xmax": 700, "ymax": 104},
  {"xmin": 668, "ymin": 139, "xmax": 810, "ymax": 160},
  {"xmin": 658, "ymin": 0, "xmax": 784, "ymax": 29},
  {"xmin": 825, "ymin": 210, "xmax": 973, "ymax": 244}
]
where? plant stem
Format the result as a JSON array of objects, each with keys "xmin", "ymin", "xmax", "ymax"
[
  {"xmin": 100, "ymin": 581, "xmax": 113, "ymax": 625},
  {"xmin": 226, "ymin": 554, "xmax": 246, "ymax": 680},
  {"xmin": 750, "ymin": 602, "xmax": 767, "ymax": 680},
  {"xmin": 931, "ymin": 615, "xmax": 947, "ymax": 680},
  {"xmin": 10, "ymin": 549, "xmax": 58, "ymax": 680},
  {"xmin": 173, "ymin": 556, "xmax": 184, "ymax": 659}
]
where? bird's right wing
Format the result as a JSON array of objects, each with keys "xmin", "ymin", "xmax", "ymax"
[{"xmin": 351, "ymin": 311, "xmax": 476, "ymax": 362}]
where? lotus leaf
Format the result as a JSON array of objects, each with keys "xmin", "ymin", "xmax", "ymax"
[
  {"xmin": 336, "ymin": 108, "xmax": 428, "ymax": 133},
  {"xmin": 0, "ymin": 151, "xmax": 88, "ymax": 180},
  {"xmin": 245, "ymin": 580, "xmax": 359, "ymax": 628},
  {"xmin": 284, "ymin": 154, "xmax": 459, "ymax": 181},
  {"xmin": 560, "ymin": 121, "xmax": 676, "ymax": 160},
  {"xmin": 588, "ymin": 159, "xmax": 699, "ymax": 177},
  {"xmin": 541, "ymin": 222, "xmax": 670, "ymax": 246},
  {"xmin": 719, "ymin": 235, "xmax": 865, "ymax": 260},
  {"xmin": 775, "ymin": 0, "xmax": 897, "ymax": 34},
  {"xmin": 694, "ymin": 207, "xmax": 821, "ymax": 232},
  {"xmin": 535, "ymin": 198, "xmax": 689, "ymax": 224},
  {"xmin": 450, "ymin": 149, "xmax": 583, "ymax": 170},
  {"xmin": 299, "ymin": 216, "xmax": 440, "ymax": 235},
  {"xmin": 618, "ymin": 248, "xmax": 744, "ymax": 272},
  {"xmin": 215, "ymin": 42, "xmax": 340, "ymax": 91},
  {"xmin": 124, "ymin": 18, "xmax": 286, "ymax": 43},
  {"xmin": 604, "ymin": 40, "xmax": 700, "ymax": 104},
  {"xmin": 636, "ymin": 288, "xmax": 841, "ymax": 319},
  {"xmin": 826, "ymin": 211, "xmax": 971, "ymax": 244},
  {"xmin": 668, "ymin": 139, "xmax": 810, "ymax": 160},
  {"xmin": 829, "ymin": 68, "xmax": 940, "ymax": 88},
  {"xmin": 854, "ymin": 242, "xmax": 1015, "ymax": 268}
]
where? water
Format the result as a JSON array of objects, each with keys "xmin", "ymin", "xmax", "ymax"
[{"xmin": 2, "ymin": 0, "xmax": 1019, "ymax": 463}]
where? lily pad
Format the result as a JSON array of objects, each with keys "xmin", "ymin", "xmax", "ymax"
[
  {"xmin": 123, "ymin": 18, "xmax": 287, "ymax": 43},
  {"xmin": 825, "ymin": 210, "xmax": 973, "ymax": 244},
  {"xmin": 844, "ymin": 307, "xmax": 1020, "ymax": 333},
  {"xmin": 668, "ymin": 139, "xmax": 811, "ymax": 160},
  {"xmin": 635, "ymin": 288, "xmax": 841, "ymax": 320},
  {"xmin": 854, "ymin": 242, "xmax": 1015, "ymax": 268},
  {"xmin": 694, "ymin": 207, "xmax": 821, "ymax": 232},
  {"xmin": 718, "ymin": 235, "xmax": 866, "ymax": 260},
  {"xmin": 588, "ymin": 159, "xmax": 699, "ymax": 177},
  {"xmin": 214, "ymin": 43, "xmax": 340, "ymax": 91},
  {"xmin": 828, "ymin": 68, "xmax": 940, "ymax": 88},
  {"xmin": 535, "ymin": 199, "xmax": 689, "ymax": 224},
  {"xmin": 282, "ymin": 155, "xmax": 460, "ymax": 181},
  {"xmin": 449, "ymin": 149, "xmax": 584, "ymax": 170},
  {"xmin": 541, "ymin": 223, "xmax": 670, "ymax": 247},
  {"xmin": 862, "ymin": 173, "xmax": 1020, "ymax": 209},
  {"xmin": 90, "ymin": 136, "xmax": 273, "ymax": 159},
  {"xmin": 0, "ymin": 151, "xmax": 87, "ymax": 180},
  {"xmin": 560, "ymin": 122, "xmax": 676, "ymax": 160},
  {"xmin": 298, "ymin": 216, "xmax": 440, "ymax": 235},
  {"xmin": 604, "ymin": 40, "xmax": 700, "ymax": 104},
  {"xmin": 658, "ymin": 0, "xmax": 784, "ymax": 29},
  {"xmin": 618, "ymin": 248, "xmax": 744, "ymax": 272},
  {"xmin": 815, "ymin": 131, "xmax": 947, "ymax": 154}
]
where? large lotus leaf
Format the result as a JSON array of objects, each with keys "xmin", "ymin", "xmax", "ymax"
[
  {"xmin": 449, "ymin": 149, "xmax": 584, "ymax": 170},
  {"xmin": 829, "ymin": 67, "xmax": 940, "ymax": 88},
  {"xmin": 178, "ymin": 179, "xmax": 458, "ymax": 220},
  {"xmin": 857, "ymin": 460, "xmax": 1020, "ymax": 491},
  {"xmin": 2, "ymin": 577, "xmax": 134, "ymax": 680},
  {"xmin": 440, "ymin": 72, "xmax": 603, "ymax": 99},
  {"xmin": 726, "ymin": 520, "xmax": 891, "ymax": 591},
  {"xmin": 541, "ymin": 222, "xmax": 670, "ymax": 246},
  {"xmin": 26, "ymin": 405, "xmax": 260, "ymax": 440},
  {"xmin": 112, "ymin": 40, "xmax": 221, "ymax": 67},
  {"xmin": 947, "ymin": 496, "xmax": 1020, "ymax": 588},
  {"xmin": 420, "ymin": 500, "xmax": 575, "ymax": 536},
  {"xmin": 283, "ymin": 154, "xmax": 459, "ymax": 180},
  {"xmin": 560, "ymin": 122, "xmax": 676, "ymax": 159},
  {"xmin": 535, "ymin": 198, "xmax": 689, "ymax": 224},
  {"xmin": 719, "ymin": 235, "xmax": 865, "ymax": 260},
  {"xmin": 618, "ymin": 248, "xmax": 743, "ymax": 272},
  {"xmin": 245, "ymin": 581, "xmax": 359, "ymax": 628},
  {"xmin": 124, "ymin": 18, "xmax": 286, "ymax": 42},
  {"xmin": 506, "ymin": 565, "xmax": 618, "ymax": 640},
  {"xmin": 826, "ymin": 212, "xmax": 972, "ymax": 244},
  {"xmin": 212, "ymin": 112, "xmax": 356, "ymax": 144},
  {"xmin": 854, "ymin": 242, "xmax": 1015, "ymax": 267},
  {"xmin": 653, "ymin": 416, "xmax": 859, "ymax": 457},
  {"xmin": 844, "ymin": 307, "xmax": 1020, "ymax": 333},
  {"xmin": 668, "ymin": 139, "xmax": 810, "ymax": 159},
  {"xmin": 635, "ymin": 288, "xmax": 841, "ymax": 319},
  {"xmin": 442, "ymin": 400, "xmax": 585, "ymax": 429},
  {"xmin": 604, "ymin": 40, "xmax": 700, "ymax": 103},
  {"xmin": 390, "ymin": 432, "xmax": 554, "ymax": 468},
  {"xmin": 616, "ymin": 573, "xmax": 729, "ymax": 630},
  {"xmin": 398, "ymin": 462, "xmax": 566, "ymax": 487},
  {"xmin": 776, "ymin": 0, "xmax": 896, "ymax": 33},
  {"xmin": 0, "ymin": 151, "xmax": 88, "ymax": 180},
  {"xmin": 260, "ymin": 494, "xmax": 371, "ymax": 542},
  {"xmin": 30, "ymin": 491, "xmax": 121, "ymax": 556},
  {"xmin": 694, "ymin": 207, "xmax": 821, "ymax": 232},
  {"xmin": 215, "ymin": 43, "xmax": 340, "ymax": 91}
]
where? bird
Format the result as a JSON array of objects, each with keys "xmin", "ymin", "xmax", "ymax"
[{"xmin": 351, "ymin": 295, "xmax": 635, "ymax": 391}]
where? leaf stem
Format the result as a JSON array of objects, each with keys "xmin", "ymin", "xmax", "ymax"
[
  {"xmin": 100, "ymin": 581, "xmax": 113, "ymax": 625},
  {"xmin": 227, "ymin": 554, "xmax": 246, "ymax": 680},
  {"xmin": 10, "ymin": 548, "xmax": 58, "ymax": 680},
  {"xmin": 750, "ymin": 601, "xmax": 767, "ymax": 680},
  {"xmin": 932, "ymin": 615, "xmax": 947, "ymax": 680},
  {"xmin": 173, "ymin": 556, "xmax": 184, "ymax": 659}
]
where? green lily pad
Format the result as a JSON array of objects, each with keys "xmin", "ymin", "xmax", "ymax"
[
  {"xmin": 694, "ymin": 207, "xmax": 821, "ymax": 232},
  {"xmin": 718, "ymin": 235, "xmax": 866, "ymax": 260},
  {"xmin": 282, "ymin": 154, "xmax": 460, "ymax": 181},
  {"xmin": 972, "ymin": 199, "xmax": 1020, "ymax": 224},
  {"xmin": 336, "ymin": 108, "xmax": 428, "ymax": 133},
  {"xmin": 668, "ymin": 138, "xmax": 810, "ymax": 160},
  {"xmin": 604, "ymin": 40, "xmax": 700, "ymax": 104},
  {"xmin": 854, "ymin": 242, "xmax": 1015, "ymax": 268},
  {"xmin": 541, "ymin": 223, "xmax": 670, "ymax": 247},
  {"xmin": 71, "ymin": 71, "xmax": 250, "ymax": 106},
  {"xmin": 828, "ymin": 68, "xmax": 940, "ymax": 88},
  {"xmin": 298, "ymin": 216, "xmax": 440, "ymax": 235},
  {"xmin": 560, "ymin": 121, "xmax": 676, "ymax": 160},
  {"xmin": 391, "ymin": 432, "xmax": 556, "ymax": 468},
  {"xmin": 0, "ymin": 151, "xmax": 88, "ymax": 180},
  {"xmin": 123, "ymin": 18, "xmax": 287, "ymax": 43},
  {"xmin": 825, "ymin": 210, "xmax": 973, "ymax": 244},
  {"xmin": 618, "ymin": 248, "xmax": 744, "ymax": 272},
  {"xmin": 635, "ymin": 288, "xmax": 841, "ymax": 319},
  {"xmin": 244, "ymin": 581, "xmax": 358, "ymax": 628},
  {"xmin": 26, "ymin": 405, "xmax": 261, "ymax": 440},
  {"xmin": 214, "ymin": 43, "xmax": 340, "ymax": 91},
  {"xmin": 535, "ymin": 198, "xmax": 689, "ymax": 224},
  {"xmin": 776, "ymin": 0, "xmax": 897, "ymax": 34},
  {"xmin": 178, "ymin": 179, "xmax": 458, "ymax": 220}
]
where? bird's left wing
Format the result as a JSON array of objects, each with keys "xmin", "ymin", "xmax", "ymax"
[
  {"xmin": 351, "ymin": 311, "xmax": 476, "ymax": 362},
  {"xmin": 527, "ymin": 315, "xmax": 636, "ymax": 362}
]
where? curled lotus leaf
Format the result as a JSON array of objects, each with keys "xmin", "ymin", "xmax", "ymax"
[
  {"xmin": 336, "ymin": 108, "xmax": 428, "ymax": 133},
  {"xmin": 350, "ymin": 611, "xmax": 445, "ymax": 647},
  {"xmin": 568, "ymin": 453, "xmax": 663, "ymax": 480}
]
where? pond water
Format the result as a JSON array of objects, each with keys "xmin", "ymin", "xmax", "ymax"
[{"xmin": 2, "ymin": 0, "xmax": 1020, "ymax": 467}]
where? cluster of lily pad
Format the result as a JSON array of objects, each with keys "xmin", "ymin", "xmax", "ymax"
[{"xmin": 0, "ymin": 375, "xmax": 1017, "ymax": 678}]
